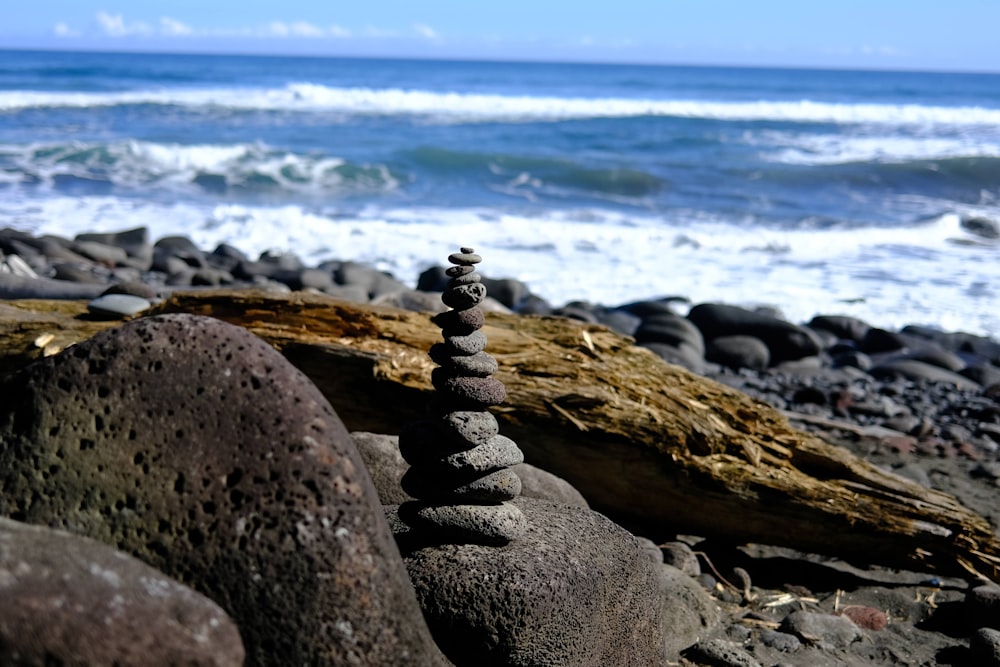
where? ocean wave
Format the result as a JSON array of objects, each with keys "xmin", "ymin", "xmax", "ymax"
[
  {"xmin": 0, "ymin": 140, "xmax": 398, "ymax": 196},
  {"xmin": 3, "ymin": 84, "xmax": 1000, "ymax": 126},
  {"xmin": 765, "ymin": 134, "xmax": 1000, "ymax": 165},
  {"xmin": 408, "ymin": 146, "xmax": 664, "ymax": 198},
  {"xmin": 7, "ymin": 196, "xmax": 997, "ymax": 335}
]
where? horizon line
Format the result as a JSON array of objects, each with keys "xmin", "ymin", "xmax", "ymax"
[{"xmin": 2, "ymin": 45, "xmax": 998, "ymax": 77}]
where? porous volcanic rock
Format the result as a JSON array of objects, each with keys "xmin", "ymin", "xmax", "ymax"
[
  {"xmin": 0, "ymin": 517, "xmax": 244, "ymax": 667},
  {"xmin": 391, "ymin": 497, "xmax": 666, "ymax": 666},
  {"xmin": 0, "ymin": 313, "xmax": 448, "ymax": 666}
]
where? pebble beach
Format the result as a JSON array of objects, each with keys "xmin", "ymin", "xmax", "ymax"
[{"xmin": 3, "ymin": 49, "xmax": 1000, "ymax": 666}]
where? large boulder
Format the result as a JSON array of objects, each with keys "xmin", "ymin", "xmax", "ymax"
[
  {"xmin": 0, "ymin": 517, "xmax": 244, "ymax": 666},
  {"xmin": 688, "ymin": 303, "xmax": 820, "ymax": 364},
  {"xmin": 391, "ymin": 497, "xmax": 666, "ymax": 666},
  {"xmin": 0, "ymin": 314, "xmax": 448, "ymax": 666}
]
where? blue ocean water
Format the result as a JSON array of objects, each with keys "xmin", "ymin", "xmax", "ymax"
[{"xmin": 1, "ymin": 49, "xmax": 998, "ymax": 334}]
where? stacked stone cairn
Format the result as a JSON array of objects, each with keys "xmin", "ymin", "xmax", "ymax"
[{"xmin": 397, "ymin": 247, "xmax": 527, "ymax": 545}]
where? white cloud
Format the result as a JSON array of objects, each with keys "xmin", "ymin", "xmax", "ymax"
[
  {"xmin": 160, "ymin": 17, "xmax": 194, "ymax": 37},
  {"xmin": 329, "ymin": 24, "xmax": 352, "ymax": 38},
  {"xmin": 413, "ymin": 23, "xmax": 439, "ymax": 41},
  {"xmin": 95, "ymin": 11, "xmax": 151, "ymax": 37},
  {"xmin": 53, "ymin": 22, "xmax": 81, "ymax": 38}
]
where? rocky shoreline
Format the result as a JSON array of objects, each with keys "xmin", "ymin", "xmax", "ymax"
[{"xmin": 2, "ymin": 225, "xmax": 1000, "ymax": 666}]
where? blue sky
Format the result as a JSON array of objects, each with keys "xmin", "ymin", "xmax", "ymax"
[{"xmin": 2, "ymin": 2, "xmax": 999, "ymax": 72}]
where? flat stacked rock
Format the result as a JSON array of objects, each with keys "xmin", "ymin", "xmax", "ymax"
[{"xmin": 397, "ymin": 247, "xmax": 527, "ymax": 545}]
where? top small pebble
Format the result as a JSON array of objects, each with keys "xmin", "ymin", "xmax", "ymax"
[{"xmin": 448, "ymin": 249, "xmax": 482, "ymax": 266}]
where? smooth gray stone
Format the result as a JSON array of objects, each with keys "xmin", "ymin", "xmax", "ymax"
[
  {"xmin": 72, "ymin": 239, "xmax": 128, "ymax": 266},
  {"xmin": 659, "ymin": 565, "xmax": 722, "ymax": 658},
  {"xmin": 433, "ymin": 434, "xmax": 524, "ymax": 475},
  {"xmin": 871, "ymin": 359, "xmax": 980, "ymax": 390},
  {"xmin": 397, "ymin": 500, "xmax": 526, "ymax": 545},
  {"xmin": 0, "ymin": 517, "xmax": 245, "ymax": 667},
  {"xmin": 0, "ymin": 273, "xmax": 106, "ymax": 299},
  {"xmin": 684, "ymin": 639, "xmax": 763, "ymax": 667},
  {"xmin": 780, "ymin": 610, "xmax": 861, "ymax": 649},
  {"xmin": 434, "ymin": 351, "xmax": 498, "ymax": 376},
  {"xmin": 87, "ymin": 293, "xmax": 152, "ymax": 319}
]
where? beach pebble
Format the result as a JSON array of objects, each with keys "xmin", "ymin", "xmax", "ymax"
[
  {"xmin": 0, "ymin": 253, "xmax": 38, "ymax": 278},
  {"xmin": 431, "ymin": 331, "xmax": 488, "ymax": 356},
  {"xmin": 780, "ymin": 610, "xmax": 862, "ymax": 648},
  {"xmin": 707, "ymin": 335, "xmax": 771, "ymax": 370},
  {"xmin": 441, "ymin": 282, "xmax": 487, "ymax": 309},
  {"xmin": 839, "ymin": 605, "xmax": 888, "ymax": 630},
  {"xmin": 760, "ymin": 630, "xmax": 802, "ymax": 652},
  {"xmin": 448, "ymin": 250, "xmax": 482, "ymax": 265},
  {"xmin": 660, "ymin": 541, "xmax": 701, "ymax": 576},
  {"xmin": 634, "ymin": 313, "xmax": 706, "ymax": 355},
  {"xmin": 683, "ymin": 638, "xmax": 763, "ymax": 667},
  {"xmin": 961, "ymin": 215, "xmax": 1000, "ymax": 240},
  {"xmin": 86, "ymin": 293, "xmax": 152, "ymax": 319},
  {"xmin": 688, "ymin": 302, "xmax": 820, "ymax": 364},
  {"xmin": 398, "ymin": 500, "xmax": 526, "ymax": 545},
  {"xmin": 970, "ymin": 627, "xmax": 1000, "ymax": 666}
]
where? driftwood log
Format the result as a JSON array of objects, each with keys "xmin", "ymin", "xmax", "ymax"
[{"xmin": 2, "ymin": 290, "xmax": 999, "ymax": 582}]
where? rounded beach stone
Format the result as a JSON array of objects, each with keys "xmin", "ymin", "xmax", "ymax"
[
  {"xmin": 448, "ymin": 271, "xmax": 482, "ymax": 287},
  {"xmin": 401, "ymin": 467, "xmax": 523, "ymax": 502},
  {"xmin": 442, "ymin": 410, "xmax": 500, "ymax": 444},
  {"xmin": 0, "ymin": 517, "xmax": 245, "ymax": 667},
  {"xmin": 442, "ymin": 282, "xmax": 487, "ymax": 309},
  {"xmin": 86, "ymin": 293, "xmax": 152, "ymax": 319},
  {"xmin": 393, "ymin": 497, "xmax": 666, "ymax": 666},
  {"xmin": 0, "ymin": 314, "xmax": 448, "ymax": 666},
  {"xmin": 448, "ymin": 250, "xmax": 482, "ymax": 265},
  {"xmin": 446, "ymin": 264, "xmax": 476, "ymax": 277},
  {"xmin": 432, "ymin": 434, "xmax": 523, "ymax": 475},
  {"xmin": 431, "ymin": 306, "xmax": 485, "ymax": 335},
  {"xmin": 431, "ymin": 331, "xmax": 488, "ymax": 356},
  {"xmin": 433, "ymin": 351, "xmax": 499, "ymax": 377},
  {"xmin": 397, "ymin": 501, "xmax": 526, "ymax": 545},
  {"xmin": 432, "ymin": 374, "xmax": 507, "ymax": 408}
]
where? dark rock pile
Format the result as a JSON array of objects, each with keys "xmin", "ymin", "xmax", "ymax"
[{"xmin": 398, "ymin": 247, "xmax": 526, "ymax": 545}]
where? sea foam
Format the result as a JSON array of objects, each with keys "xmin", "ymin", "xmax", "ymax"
[
  {"xmin": 3, "ymin": 85, "xmax": 1000, "ymax": 127},
  {"xmin": 8, "ymin": 194, "xmax": 998, "ymax": 337}
]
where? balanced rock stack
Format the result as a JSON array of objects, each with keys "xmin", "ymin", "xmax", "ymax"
[{"xmin": 397, "ymin": 247, "xmax": 527, "ymax": 545}]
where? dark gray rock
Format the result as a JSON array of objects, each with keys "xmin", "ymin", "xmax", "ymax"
[
  {"xmin": 153, "ymin": 235, "xmax": 206, "ymax": 268},
  {"xmin": 962, "ymin": 215, "xmax": 1000, "ymax": 239},
  {"xmin": 480, "ymin": 276, "xmax": 530, "ymax": 309},
  {"xmin": 0, "ymin": 314, "xmax": 448, "ymax": 666},
  {"xmin": 0, "ymin": 273, "xmax": 107, "ymax": 299},
  {"xmin": 760, "ymin": 630, "xmax": 802, "ymax": 652},
  {"xmin": 75, "ymin": 226, "xmax": 153, "ymax": 271},
  {"xmin": 661, "ymin": 540, "xmax": 701, "ymax": 576},
  {"xmin": 971, "ymin": 627, "xmax": 1000, "ymax": 666},
  {"xmin": 967, "ymin": 584, "xmax": 1000, "ymax": 628},
  {"xmin": 52, "ymin": 261, "xmax": 107, "ymax": 284},
  {"xmin": 659, "ymin": 564, "xmax": 721, "ymax": 658},
  {"xmin": 512, "ymin": 462, "xmax": 589, "ymax": 508},
  {"xmin": 808, "ymin": 314, "xmax": 872, "ymax": 343},
  {"xmin": 780, "ymin": 610, "xmax": 861, "ymax": 648},
  {"xmin": 71, "ymin": 239, "xmax": 128, "ymax": 266},
  {"xmin": 597, "ymin": 308, "xmax": 642, "ymax": 336},
  {"xmin": 861, "ymin": 327, "xmax": 910, "ymax": 353},
  {"xmin": 393, "ymin": 497, "xmax": 666, "ymax": 666},
  {"xmin": 372, "ymin": 289, "xmax": 449, "ymax": 313},
  {"xmin": 706, "ymin": 335, "xmax": 771, "ymax": 370},
  {"xmin": 335, "ymin": 261, "xmax": 407, "ymax": 298},
  {"xmin": 891, "ymin": 346, "xmax": 966, "ymax": 372},
  {"xmin": 0, "ymin": 517, "xmax": 244, "ymax": 667},
  {"xmin": 639, "ymin": 341, "xmax": 707, "ymax": 373},
  {"xmin": 635, "ymin": 313, "xmax": 706, "ymax": 355},
  {"xmin": 870, "ymin": 359, "xmax": 980, "ymax": 390},
  {"xmin": 683, "ymin": 638, "xmax": 763, "ymax": 667},
  {"xmin": 688, "ymin": 303, "xmax": 820, "ymax": 363}
]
